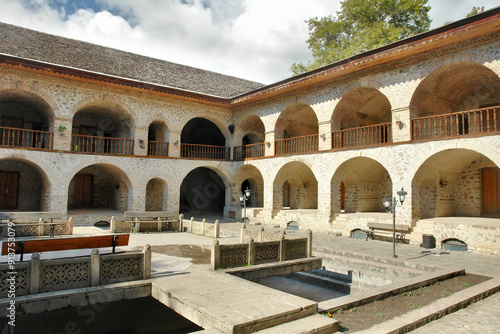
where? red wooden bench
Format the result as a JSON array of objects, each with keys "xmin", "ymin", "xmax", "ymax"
[{"xmin": 1, "ymin": 234, "xmax": 129, "ymax": 261}]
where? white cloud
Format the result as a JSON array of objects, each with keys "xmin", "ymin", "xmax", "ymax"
[{"xmin": 0, "ymin": 0, "xmax": 497, "ymax": 84}]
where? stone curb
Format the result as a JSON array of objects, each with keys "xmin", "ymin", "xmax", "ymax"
[{"xmin": 353, "ymin": 276, "xmax": 500, "ymax": 334}]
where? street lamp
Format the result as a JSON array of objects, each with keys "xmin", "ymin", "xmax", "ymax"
[
  {"xmin": 240, "ymin": 187, "xmax": 251, "ymax": 226},
  {"xmin": 382, "ymin": 187, "xmax": 407, "ymax": 258}
]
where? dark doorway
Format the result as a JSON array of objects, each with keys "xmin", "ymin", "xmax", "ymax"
[
  {"xmin": 0, "ymin": 171, "xmax": 19, "ymax": 209},
  {"xmin": 180, "ymin": 168, "xmax": 225, "ymax": 217},
  {"xmin": 181, "ymin": 118, "xmax": 225, "ymax": 146}
]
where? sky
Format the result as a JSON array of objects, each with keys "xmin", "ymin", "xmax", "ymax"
[{"xmin": 0, "ymin": 0, "xmax": 498, "ymax": 84}]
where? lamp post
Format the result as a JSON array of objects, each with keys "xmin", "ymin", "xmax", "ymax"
[
  {"xmin": 240, "ymin": 187, "xmax": 251, "ymax": 226},
  {"xmin": 382, "ymin": 187, "xmax": 407, "ymax": 258}
]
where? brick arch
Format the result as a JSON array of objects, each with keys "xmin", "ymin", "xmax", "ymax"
[
  {"xmin": 69, "ymin": 94, "xmax": 138, "ymax": 128},
  {"xmin": 0, "ymin": 83, "xmax": 59, "ymax": 127}
]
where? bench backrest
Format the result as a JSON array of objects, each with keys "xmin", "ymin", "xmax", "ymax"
[
  {"xmin": 1, "ymin": 234, "xmax": 129, "ymax": 255},
  {"xmin": 0, "ymin": 212, "xmax": 64, "ymax": 222},
  {"xmin": 124, "ymin": 211, "xmax": 177, "ymax": 219},
  {"xmin": 367, "ymin": 222, "xmax": 410, "ymax": 231}
]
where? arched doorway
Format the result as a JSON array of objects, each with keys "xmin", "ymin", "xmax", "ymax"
[
  {"xmin": 0, "ymin": 159, "xmax": 50, "ymax": 211},
  {"xmin": 179, "ymin": 167, "xmax": 226, "ymax": 218},
  {"xmin": 147, "ymin": 121, "xmax": 169, "ymax": 157},
  {"xmin": 273, "ymin": 162, "xmax": 318, "ymax": 210},
  {"xmin": 68, "ymin": 164, "xmax": 131, "ymax": 211},
  {"xmin": 234, "ymin": 115, "xmax": 265, "ymax": 160}
]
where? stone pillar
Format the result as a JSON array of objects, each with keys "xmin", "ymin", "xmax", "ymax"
[
  {"xmin": 318, "ymin": 121, "xmax": 332, "ymax": 151},
  {"xmin": 202, "ymin": 218, "xmax": 206, "ymax": 236},
  {"xmin": 91, "ymin": 248, "xmax": 100, "ymax": 286},
  {"xmin": 169, "ymin": 131, "xmax": 181, "ymax": 158},
  {"xmin": 110, "ymin": 216, "xmax": 116, "ymax": 233},
  {"xmin": 211, "ymin": 239, "xmax": 220, "ymax": 270},
  {"xmin": 258, "ymin": 227, "xmax": 264, "ymax": 242},
  {"xmin": 392, "ymin": 107, "xmax": 411, "ymax": 143},
  {"xmin": 37, "ymin": 218, "xmax": 44, "ymax": 236},
  {"xmin": 134, "ymin": 218, "xmax": 140, "ymax": 233},
  {"xmin": 68, "ymin": 217, "xmax": 73, "ymax": 235},
  {"xmin": 306, "ymin": 229, "xmax": 313, "ymax": 258},
  {"xmin": 178, "ymin": 214, "xmax": 184, "ymax": 232},
  {"xmin": 30, "ymin": 252, "xmax": 41, "ymax": 294},
  {"xmin": 279, "ymin": 234, "xmax": 286, "ymax": 261},
  {"xmin": 240, "ymin": 224, "xmax": 246, "ymax": 243},
  {"xmin": 134, "ymin": 126, "xmax": 148, "ymax": 156},
  {"xmin": 189, "ymin": 217, "xmax": 194, "ymax": 233},
  {"xmin": 248, "ymin": 237, "xmax": 256, "ymax": 265},
  {"xmin": 215, "ymin": 219, "xmax": 220, "ymax": 238},
  {"xmin": 143, "ymin": 244, "xmax": 151, "ymax": 279},
  {"xmin": 53, "ymin": 117, "xmax": 72, "ymax": 151},
  {"xmin": 264, "ymin": 131, "xmax": 275, "ymax": 157}
]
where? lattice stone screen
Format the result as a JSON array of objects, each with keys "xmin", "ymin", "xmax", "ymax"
[
  {"xmin": 0, "ymin": 263, "xmax": 29, "ymax": 298},
  {"xmin": 40, "ymin": 258, "xmax": 90, "ymax": 292}
]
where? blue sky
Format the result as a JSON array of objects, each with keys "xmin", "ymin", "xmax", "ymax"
[{"xmin": 1, "ymin": 0, "xmax": 498, "ymax": 84}]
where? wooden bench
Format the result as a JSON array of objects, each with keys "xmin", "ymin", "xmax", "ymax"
[
  {"xmin": 1, "ymin": 234, "xmax": 129, "ymax": 261},
  {"xmin": 365, "ymin": 222, "xmax": 410, "ymax": 242}
]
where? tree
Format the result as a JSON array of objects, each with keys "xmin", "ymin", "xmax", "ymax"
[
  {"xmin": 291, "ymin": 0, "xmax": 431, "ymax": 75},
  {"xmin": 466, "ymin": 6, "xmax": 485, "ymax": 18}
]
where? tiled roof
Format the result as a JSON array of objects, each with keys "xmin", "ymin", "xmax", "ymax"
[{"xmin": 0, "ymin": 22, "xmax": 264, "ymax": 98}]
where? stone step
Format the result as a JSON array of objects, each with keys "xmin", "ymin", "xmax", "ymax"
[
  {"xmin": 314, "ymin": 251, "xmax": 426, "ymax": 280},
  {"xmin": 313, "ymin": 246, "xmax": 438, "ymax": 272},
  {"xmin": 254, "ymin": 314, "xmax": 338, "ymax": 334},
  {"xmin": 308, "ymin": 264, "xmax": 393, "ymax": 287}
]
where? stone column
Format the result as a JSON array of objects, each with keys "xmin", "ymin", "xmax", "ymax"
[
  {"xmin": 240, "ymin": 224, "xmax": 246, "ymax": 243},
  {"xmin": 68, "ymin": 217, "xmax": 74, "ymax": 235},
  {"xmin": 110, "ymin": 216, "xmax": 116, "ymax": 233},
  {"xmin": 318, "ymin": 121, "xmax": 332, "ymax": 151},
  {"xmin": 169, "ymin": 131, "xmax": 181, "ymax": 158},
  {"xmin": 30, "ymin": 252, "xmax": 41, "ymax": 294},
  {"xmin": 134, "ymin": 126, "xmax": 148, "ymax": 156},
  {"xmin": 279, "ymin": 234, "xmax": 286, "ymax": 261},
  {"xmin": 52, "ymin": 117, "xmax": 73, "ymax": 151},
  {"xmin": 264, "ymin": 131, "xmax": 275, "ymax": 157},
  {"xmin": 214, "ymin": 219, "xmax": 220, "ymax": 238},
  {"xmin": 178, "ymin": 214, "xmax": 184, "ymax": 232},
  {"xmin": 90, "ymin": 248, "xmax": 100, "ymax": 286},
  {"xmin": 248, "ymin": 237, "xmax": 256, "ymax": 265},
  {"xmin": 211, "ymin": 239, "xmax": 220, "ymax": 270},
  {"xmin": 257, "ymin": 227, "xmax": 264, "ymax": 242},
  {"xmin": 392, "ymin": 107, "xmax": 411, "ymax": 143},
  {"xmin": 143, "ymin": 244, "xmax": 151, "ymax": 279},
  {"xmin": 306, "ymin": 229, "xmax": 313, "ymax": 258}
]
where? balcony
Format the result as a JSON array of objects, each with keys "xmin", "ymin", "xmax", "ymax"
[
  {"xmin": 0, "ymin": 127, "xmax": 53, "ymax": 150},
  {"xmin": 148, "ymin": 141, "xmax": 169, "ymax": 157},
  {"xmin": 332, "ymin": 123, "xmax": 392, "ymax": 150},
  {"xmin": 412, "ymin": 106, "xmax": 500, "ymax": 141},
  {"xmin": 181, "ymin": 143, "xmax": 230, "ymax": 160},
  {"xmin": 233, "ymin": 142, "xmax": 265, "ymax": 160},
  {"xmin": 275, "ymin": 134, "xmax": 319, "ymax": 156},
  {"xmin": 71, "ymin": 134, "xmax": 134, "ymax": 155}
]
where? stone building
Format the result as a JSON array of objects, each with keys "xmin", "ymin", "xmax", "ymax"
[{"xmin": 0, "ymin": 9, "xmax": 499, "ymax": 254}]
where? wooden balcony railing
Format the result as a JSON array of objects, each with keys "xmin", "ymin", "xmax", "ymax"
[
  {"xmin": 181, "ymin": 143, "xmax": 230, "ymax": 160},
  {"xmin": 275, "ymin": 134, "xmax": 319, "ymax": 156},
  {"xmin": 0, "ymin": 127, "xmax": 53, "ymax": 150},
  {"xmin": 412, "ymin": 106, "xmax": 500, "ymax": 141},
  {"xmin": 332, "ymin": 123, "xmax": 392, "ymax": 150},
  {"xmin": 148, "ymin": 141, "xmax": 169, "ymax": 157},
  {"xmin": 233, "ymin": 142, "xmax": 265, "ymax": 160},
  {"xmin": 71, "ymin": 134, "xmax": 134, "ymax": 155}
]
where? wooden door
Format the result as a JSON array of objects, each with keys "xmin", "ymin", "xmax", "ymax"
[
  {"xmin": 73, "ymin": 174, "xmax": 92, "ymax": 208},
  {"xmin": 340, "ymin": 182, "xmax": 345, "ymax": 211},
  {"xmin": 482, "ymin": 168, "xmax": 500, "ymax": 216},
  {"xmin": 0, "ymin": 171, "xmax": 19, "ymax": 209}
]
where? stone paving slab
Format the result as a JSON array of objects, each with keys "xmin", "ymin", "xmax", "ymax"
[{"xmin": 151, "ymin": 265, "xmax": 318, "ymax": 334}]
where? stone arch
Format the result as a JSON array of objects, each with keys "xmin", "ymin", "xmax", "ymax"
[
  {"xmin": 411, "ymin": 148, "xmax": 498, "ymax": 221},
  {"xmin": 179, "ymin": 114, "xmax": 231, "ymax": 140},
  {"xmin": 332, "ymin": 84, "xmax": 392, "ymax": 131},
  {"xmin": 234, "ymin": 114, "xmax": 265, "ymax": 146},
  {"xmin": 0, "ymin": 156, "xmax": 52, "ymax": 211},
  {"xmin": 70, "ymin": 95, "xmax": 138, "ymax": 128},
  {"xmin": 330, "ymin": 157, "xmax": 392, "ymax": 215},
  {"xmin": 0, "ymin": 86, "xmax": 57, "ymax": 132},
  {"xmin": 67, "ymin": 163, "xmax": 133, "ymax": 211},
  {"xmin": 272, "ymin": 161, "xmax": 318, "ymax": 210},
  {"xmin": 145, "ymin": 177, "xmax": 168, "ymax": 211},
  {"xmin": 0, "ymin": 82, "xmax": 59, "ymax": 120},
  {"xmin": 233, "ymin": 164, "xmax": 264, "ymax": 208},
  {"xmin": 410, "ymin": 61, "xmax": 500, "ymax": 118},
  {"xmin": 274, "ymin": 103, "xmax": 319, "ymax": 140}
]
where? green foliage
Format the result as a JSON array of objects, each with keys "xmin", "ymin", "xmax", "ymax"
[
  {"xmin": 291, "ymin": 0, "xmax": 431, "ymax": 75},
  {"xmin": 409, "ymin": 303, "xmax": 423, "ymax": 308},
  {"xmin": 466, "ymin": 6, "xmax": 485, "ymax": 18},
  {"xmin": 375, "ymin": 312, "xmax": 386, "ymax": 317}
]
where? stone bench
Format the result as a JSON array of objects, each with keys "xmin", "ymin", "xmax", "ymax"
[{"xmin": 365, "ymin": 222, "xmax": 410, "ymax": 242}]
